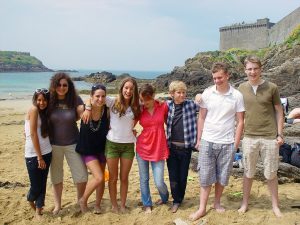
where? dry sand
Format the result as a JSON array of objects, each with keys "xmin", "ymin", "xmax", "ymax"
[{"xmin": 0, "ymin": 96, "xmax": 299, "ymax": 225}]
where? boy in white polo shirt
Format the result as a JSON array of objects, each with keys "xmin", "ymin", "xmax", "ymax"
[{"xmin": 190, "ymin": 62, "xmax": 245, "ymax": 221}]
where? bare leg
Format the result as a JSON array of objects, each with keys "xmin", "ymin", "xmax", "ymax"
[
  {"xmin": 119, "ymin": 158, "xmax": 133, "ymax": 213},
  {"xmin": 52, "ymin": 182, "xmax": 63, "ymax": 215},
  {"xmin": 189, "ymin": 186, "xmax": 211, "ymax": 221},
  {"xmin": 267, "ymin": 177, "xmax": 282, "ymax": 217},
  {"xmin": 29, "ymin": 201, "xmax": 36, "ymax": 211},
  {"xmin": 94, "ymin": 163, "xmax": 106, "ymax": 214},
  {"xmin": 76, "ymin": 182, "xmax": 87, "ymax": 204},
  {"xmin": 79, "ymin": 160, "xmax": 104, "ymax": 213},
  {"xmin": 107, "ymin": 158, "xmax": 120, "ymax": 212},
  {"xmin": 213, "ymin": 182, "xmax": 225, "ymax": 213},
  {"xmin": 238, "ymin": 176, "xmax": 253, "ymax": 213}
]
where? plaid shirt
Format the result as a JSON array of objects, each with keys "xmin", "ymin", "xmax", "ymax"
[{"xmin": 166, "ymin": 100, "xmax": 199, "ymax": 148}]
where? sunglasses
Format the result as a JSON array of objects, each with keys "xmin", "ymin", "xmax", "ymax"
[
  {"xmin": 35, "ymin": 88, "xmax": 49, "ymax": 94},
  {"xmin": 58, "ymin": 83, "xmax": 68, "ymax": 87},
  {"xmin": 92, "ymin": 84, "xmax": 106, "ymax": 91}
]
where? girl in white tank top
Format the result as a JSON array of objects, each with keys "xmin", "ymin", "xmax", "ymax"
[{"xmin": 24, "ymin": 88, "xmax": 52, "ymax": 218}]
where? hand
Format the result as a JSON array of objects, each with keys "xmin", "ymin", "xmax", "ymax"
[
  {"xmin": 38, "ymin": 159, "xmax": 46, "ymax": 170},
  {"xmin": 132, "ymin": 129, "xmax": 137, "ymax": 137},
  {"xmin": 195, "ymin": 142, "xmax": 200, "ymax": 151},
  {"xmin": 276, "ymin": 136, "xmax": 284, "ymax": 146},
  {"xmin": 81, "ymin": 110, "xmax": 92, "ymax": 124}
]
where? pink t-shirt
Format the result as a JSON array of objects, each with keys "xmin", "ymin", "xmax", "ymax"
[{"xmin": 136, "ymin": 101, "xmax": 169, "ymax": 162}]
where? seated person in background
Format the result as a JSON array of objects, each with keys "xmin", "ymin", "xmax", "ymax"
[{"xmin": 286, "ymin": 108, "xmax": 300, "ymax": 124}]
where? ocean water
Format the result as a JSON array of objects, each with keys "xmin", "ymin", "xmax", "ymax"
[{"xmin": 0, "ymin": 70, "xmax": 166, "ymax": 100}]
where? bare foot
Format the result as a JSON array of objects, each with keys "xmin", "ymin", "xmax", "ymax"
[
  {"xmin": 52, "ymin": 206, "xmax": 61, "ymax": 215},
  {"xmin": 29, "ymin": 201, "xmax": 36, "ymax": 211},
  {"xmin": 144, "ymin": 206, "xmax": 152, "ymax": 214},
  {"xmin": 120, "ymin": 206, "xmax": 128, "ymax": 214},
  {"xmin": 189, "ymin": 209, "xmax": 206, "ymax": 221},
  {"xmin": 171, "ymin": 203, "xmax": 180, "ymax": 213},
  {"xmin": 273, "ymin": 206, "xmax": 283, "ymax": 218},
  {"xmin": 155, "ymin": 199, "xmax": 166, "ymax": 206},
  {"xmin": 111, "ymin": 206, "xmax": 119, "ymax": 213},
  {"xmin": 213, "ymin": 203, "xmax": 225, "ymax": 213},
  {"xmin": 79, "ymin": 198, "xmax": 88, "ymax": 213},
  {"xmin": 93, "ymin": 205, "xmax": 101, "ymax": 214},
  {"xmin": 34, "ymin": 213, "xmax": 43, "ymax": 220},
  {"xmin": 238, "ymin": 204, "xmax": 248, "ymax": 213}
]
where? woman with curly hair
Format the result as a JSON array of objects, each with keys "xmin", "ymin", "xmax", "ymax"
[{"xmin": 48, "ymin": 72, "xmax": 87, "ymax": 215}]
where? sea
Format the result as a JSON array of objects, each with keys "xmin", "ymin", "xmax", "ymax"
[{"xmin": 0, "ymin": 70, "xmax": 167, "ymax": 100}]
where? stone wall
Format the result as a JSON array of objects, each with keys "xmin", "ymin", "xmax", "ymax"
[
  {"xmin": 269, "ymin": 7, "xmax": 300, "ymax": 45},
  {"xmin": 219, "ymin": 7, "xmax": 300, "ymax": 51}
]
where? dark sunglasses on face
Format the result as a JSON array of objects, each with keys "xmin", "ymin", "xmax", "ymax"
[
  {"xmin": 35, "ymin": 88, "xmax": 49, "ymax": 94},
  {"xmin": 58, "ymin": 83, "xmax": 68, "ymax": 87}
]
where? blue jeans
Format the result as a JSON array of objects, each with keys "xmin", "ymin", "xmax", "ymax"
[
  {"xmin": 167, "ymin": 145, "xmax": 192, "ymax": 204},
  {"xmin": 136, "ymin": 153, "xmax": 169, "ymax": 207},
  {"xmin": 25, "ymin": 152, "xmax": 52, "ymax": 208}
]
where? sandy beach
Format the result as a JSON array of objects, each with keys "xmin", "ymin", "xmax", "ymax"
[{"xmin": 0, "ymin": 96, "xmax": 299, "ymax": 225}]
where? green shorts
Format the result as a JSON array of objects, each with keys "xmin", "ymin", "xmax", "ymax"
[{"xmin": 105, "ymin": 139, "xmax": 135, "ymax": 159}]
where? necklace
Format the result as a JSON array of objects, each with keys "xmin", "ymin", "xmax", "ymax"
[{"xmin": 89, "ymin": 108, "xmax": 105, "ymax": 132}]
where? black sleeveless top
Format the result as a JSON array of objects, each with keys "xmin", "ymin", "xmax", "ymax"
[{"xmin": 76, "ymin": 106, "xmax": 109, "ymax": 155}]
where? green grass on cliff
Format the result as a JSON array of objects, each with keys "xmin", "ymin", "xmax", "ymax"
[
  {"xmin": 0, "ymin": 51, "xmax": 42, "ymax": 66},
  {"xmin": 285, "ymin": 24, "xmax": 300, "ymax": 47}
]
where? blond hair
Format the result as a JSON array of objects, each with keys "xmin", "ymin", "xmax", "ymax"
[{"xmin": 169, "ymin": 80, "xmax": 187, "ymax": 93}]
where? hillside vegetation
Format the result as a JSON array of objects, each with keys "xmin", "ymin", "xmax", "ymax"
[{"xmin": 0, "ymin": 51, "xmax": 52, "ymax": 72}]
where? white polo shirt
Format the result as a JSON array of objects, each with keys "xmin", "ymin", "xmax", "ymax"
[{"xmin": 200, "ymin": 85, "xmax": 245, "ymax": 144}]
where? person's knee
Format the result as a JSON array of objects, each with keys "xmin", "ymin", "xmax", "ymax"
[
  {"xmin": 94, "ymin": 175, "xmax": 104, "ymax": 185},
  {"xmin": 265, "ymin": 172, "xmax": 277, "ymax": 180}
]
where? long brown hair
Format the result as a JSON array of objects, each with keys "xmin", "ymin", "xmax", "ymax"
[
  {"xmin": 48, "ymin": 72, "xmax": 78, "ymax": 115},
  {"xmin": 112, "ymin": 77, "xmax": 141, "ymax": 119},
  {"xmin": 32, "ymin": 91, "xmax": 50, "ymax": 138}
]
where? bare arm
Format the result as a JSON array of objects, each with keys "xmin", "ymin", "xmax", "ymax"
[
  {"xmin": 77, "ymin": 104, "xmax": 85, "ymax": 120},
  {"xmin": 195, "ymin": 108, "xmax": 207, "ymax": 149},
  {"xmin": 234, "ymin": 111, "xmax": 244, "ymax": 150},
  {"xmin": 274, "ymin": 104, "xmax": 284, "ymax": 145},
  {"xmin": 81, "ymin": 98, "xmax": 92, "ymax": 123},
  {"xmin": 29, "ymin": 107, "xmax": 46, "ymax": 169}
]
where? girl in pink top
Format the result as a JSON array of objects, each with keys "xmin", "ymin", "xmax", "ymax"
[{"xmin": 136, "ymin": 84, "xmax": 169, "ymax": 213}]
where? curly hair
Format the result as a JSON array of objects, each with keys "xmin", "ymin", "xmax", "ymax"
[
  {"xmin": 112, "ymin": 77, "xmax": 141, "ymax": 119},
  {"xmin": 48, "ymin": 72, "xmax": 78, "ymax": 115},
  {"xmin": 32, "ymin": 91, "xmax": 50, "ymax": 138}
]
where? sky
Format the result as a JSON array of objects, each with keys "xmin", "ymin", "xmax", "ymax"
[{"xmin": 0, "ymin": 0, "xmax": 299, "ymax": 71}]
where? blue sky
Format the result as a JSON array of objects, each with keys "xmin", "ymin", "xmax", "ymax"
[{"xmin": 0, "ymin": 0, "xmax": 299, "ymax": 71}]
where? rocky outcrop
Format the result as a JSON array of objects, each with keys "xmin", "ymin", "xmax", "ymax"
[{"xmin": 153, "ymin": 43, "xmax": 300, "ymax": 98}]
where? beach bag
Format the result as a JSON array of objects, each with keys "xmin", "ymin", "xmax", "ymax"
[
  {"xmin": 279, "ymin": 143, "xmax": 292, "ymax": 163},
  {"xmin": 290, "ymin": 143, "xmax": 300, "ymax": 168}
]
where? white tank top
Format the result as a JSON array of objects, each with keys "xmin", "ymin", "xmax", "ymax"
[{"xmin": 24, "ymin": 115, "xmax": 52, "ymax": 158}]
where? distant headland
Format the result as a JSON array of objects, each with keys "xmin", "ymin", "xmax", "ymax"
[{"xmin": 0, "ymin": 51, "xmax": 52, "ymax": 72}]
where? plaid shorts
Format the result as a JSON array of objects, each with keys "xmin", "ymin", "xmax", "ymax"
[
  {"xmin": 198, "ymin": 139, "xmax": 235, "ymax": 187},
  {"xmin": 242, "ymin": 137, "xmax": 279, "ymax": 180}
]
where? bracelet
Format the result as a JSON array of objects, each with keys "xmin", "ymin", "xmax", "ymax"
[{"xmin": 85, "ymin": 105, "xmax": 92, "ymax": 111}]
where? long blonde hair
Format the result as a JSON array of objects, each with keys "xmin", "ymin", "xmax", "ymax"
[{"xmin": 112, "ymin": 77, "xmax": 141, "ymax": 119}]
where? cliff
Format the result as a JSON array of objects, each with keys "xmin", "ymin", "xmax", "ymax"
[{"xmin": 0, "ymin": 51, "xmax": 53, "ymax": 72}]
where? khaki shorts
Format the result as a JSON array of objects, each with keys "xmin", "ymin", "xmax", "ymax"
[
  {"xmin": 242, "ymin": 137, "xmax": 279, "ymax": 180},
  {"xmin": 50, "ymin": 144, "xmax": 88, "ymax": 184},
  {"xmin": 105, "ymin": 139, "xmax": 135, "ymax": 159}
]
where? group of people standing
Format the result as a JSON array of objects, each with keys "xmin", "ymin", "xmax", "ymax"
[{"xmin": 24, "ymin": 55, "xmax": 284, "ymax": 220}]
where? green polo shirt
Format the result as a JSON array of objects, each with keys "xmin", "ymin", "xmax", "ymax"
[{"xmin": 238, "ymin": 81, "xmax": 281, "ymax": 138}]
